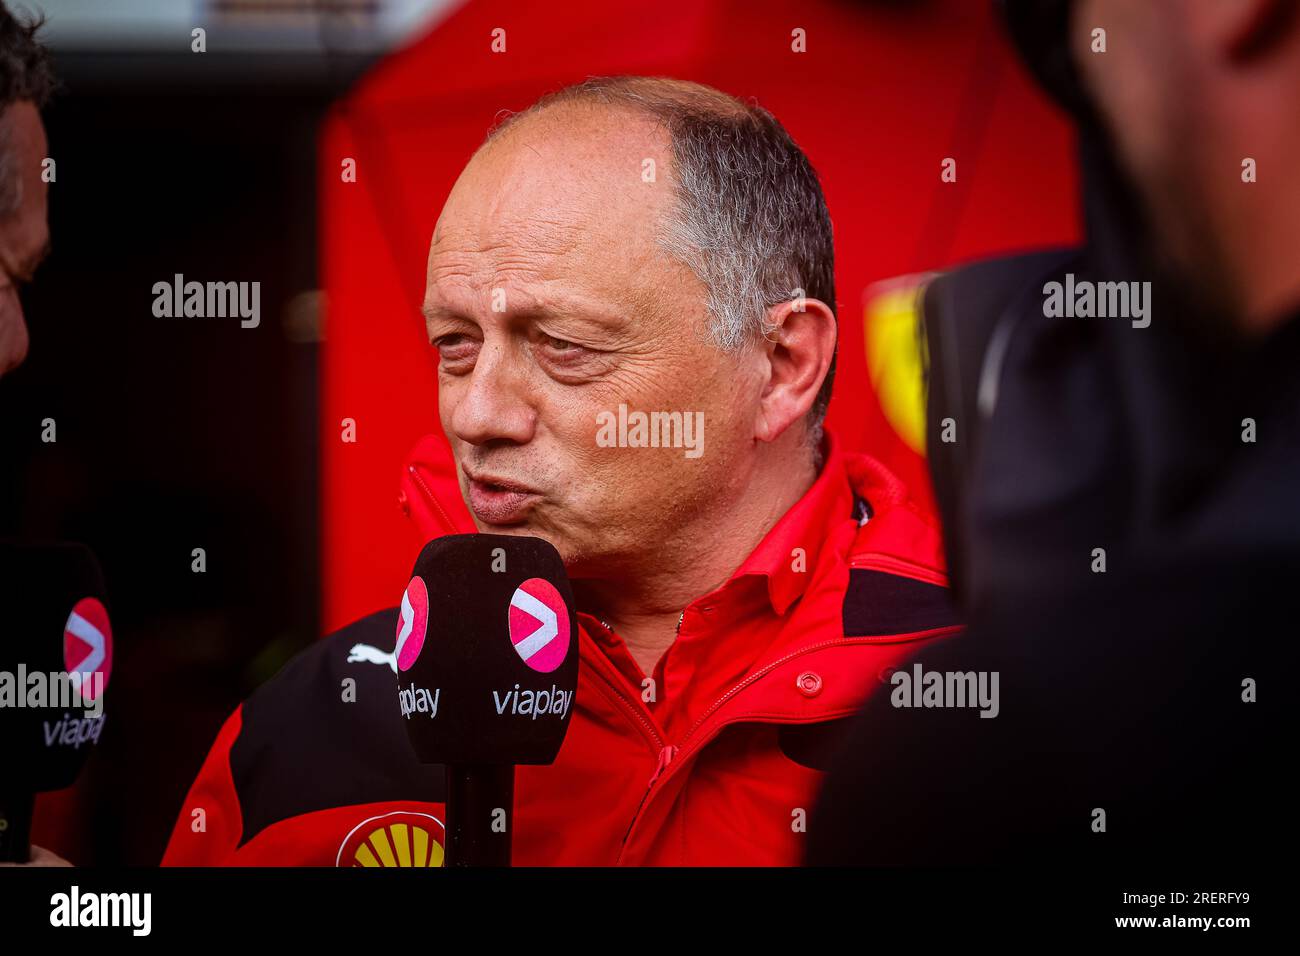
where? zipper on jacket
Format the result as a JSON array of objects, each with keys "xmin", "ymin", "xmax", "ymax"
[
  {"xmin": 407, "ymin": 463, "xmax": 458, "ymax": 536},
  {"xmin": 647, "ymin": 744, "xmax": 678, "ymax": 788},
  {"xmin": 619, "ymin": 744, "xmax": 677, "ymax": 857},
  {"xmin": 617, "ymin": 639, "xmax": 860, "ymax": 860},
  {"xmin": 581, "ymin": 621, "xmax": 665, "ymax": 751},
  {"xmin": 583, "ymin": 614, "xmax": 675, "ymax": 861}
]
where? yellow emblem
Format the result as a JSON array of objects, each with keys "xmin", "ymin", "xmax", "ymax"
[{"xmin": 864, "ymin": 274, "xmax": 933, "ymax": 456}]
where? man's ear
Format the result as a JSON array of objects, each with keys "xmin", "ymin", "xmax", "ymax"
[{"xmin": 754, "ymin": 296, "xmax": 837, "ymax": 444}]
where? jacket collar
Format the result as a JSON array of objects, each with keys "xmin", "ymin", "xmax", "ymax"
[{"xmin": 729, "ymin": 431, "xmax": 855, "ymax": 615}]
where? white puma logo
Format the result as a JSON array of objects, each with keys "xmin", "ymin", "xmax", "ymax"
[{"xmin": 348, "ymin": 643, "xmax": 397, "ymax": 673}]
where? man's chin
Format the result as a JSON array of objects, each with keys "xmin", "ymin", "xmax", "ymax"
[
  {"xmin": 471, "ymin": 517, "xmax": 563, "ymax": 550},
  {"xmin": 476, "ymin": 520, "xmax": 595, "ymax": 572},
  {"xmin": 471, "ymin": 520, "xmax": 536, "ymax": 536}
]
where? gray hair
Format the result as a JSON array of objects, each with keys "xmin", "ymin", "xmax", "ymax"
[{"xmin": 484, "ymin": 76, "xmax": 838, "ymax": 447}]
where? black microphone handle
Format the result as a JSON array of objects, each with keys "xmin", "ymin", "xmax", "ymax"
[
  {"xmin": 444, "ymin": 765, "xmax": 514, "ymax": 867},
  {"xmin": 0, "ymin": 791, "xmax": 34, "ymax": 863}
]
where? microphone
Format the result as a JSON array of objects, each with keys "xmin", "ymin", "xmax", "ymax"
[
  {"xmin": 0, "ymin": 540, "xmax": 113, "ymax": 862},
  {"xmin": 396, "ymin": 534, "xmax": 578, "ymax": 866}
]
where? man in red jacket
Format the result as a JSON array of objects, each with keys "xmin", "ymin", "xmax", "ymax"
[{"xmin": 164, "ymin": 76, "xmax": 959, "ymax": 866}]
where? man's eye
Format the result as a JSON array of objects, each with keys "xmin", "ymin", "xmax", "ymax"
[
  {"xmin": 544, "ymin": 335, "xmax": 578, "ymax": 352},
  {"xmin": 434, "ymin": 333, "xmax": 474, "ymax": 349},
  {"xmin": 433, "ymin": 334, "xmax": 479, "ymax": 368}
]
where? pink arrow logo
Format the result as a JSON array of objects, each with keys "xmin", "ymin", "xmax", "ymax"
[
  {"xmin": 64, "ymin": 597, "xmax": 112, "ymax": 701},
  {"xmin": 508, "ymin": 578, "xmax": 569, "ymax": 673},
  {"xmin": 396, "ymin": 577, "xmax": 430, "ymax": 672}
]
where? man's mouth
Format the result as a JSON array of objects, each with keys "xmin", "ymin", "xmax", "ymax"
[{"xmin": 464, "ymin": 470, "xmax": 543, "ymax": 526}]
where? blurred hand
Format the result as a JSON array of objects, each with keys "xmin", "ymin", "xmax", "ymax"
[{"xmin": 0, "ymin": 845, "xmax": 72, "ymax": 866}]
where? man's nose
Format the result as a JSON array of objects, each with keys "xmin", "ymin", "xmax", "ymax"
[{"xmin": 449, "ymin": 342, "xmax": 537, "ymax": 446}]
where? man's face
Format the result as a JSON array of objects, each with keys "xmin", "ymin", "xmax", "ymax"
[
  {"xmin": 0, "ymin": 100, "xmax": 49, "ymax": 377},
  {"xmin": 423, "ymin": 105, "xmax": 767, "ymax": 576}
]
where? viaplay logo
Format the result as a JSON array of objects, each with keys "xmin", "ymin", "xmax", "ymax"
[
  {"xmin": 508, "ymin": 578, "xmax": 570, "ymax": 673},
  {"xmin": 64, "ymin": 598, "xmax": 111, "ymax": 701},
  {"xmin": 396, "ymin": 577, "xmax": 429, "ymax": 672}
]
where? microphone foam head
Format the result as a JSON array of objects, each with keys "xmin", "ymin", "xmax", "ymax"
[
  {"xmin": 0, "ymin": 540, "xmax": 112, "ymax": 793},
  {"xmin": 397, "ymin": 534, "xmax": 578, "ymax": 766}
]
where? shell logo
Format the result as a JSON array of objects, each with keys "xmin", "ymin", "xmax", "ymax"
[{"xmin": 336, "ymin": 811, "xmax": 445, "ymax": 868}]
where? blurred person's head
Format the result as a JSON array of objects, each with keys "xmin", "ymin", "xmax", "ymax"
[
  {"xmin": 1070, "ymin": 0, "xmax": 1300, "ymax": 334},
  {"xmin": 0, "ymin": 3, "xmax": 51, "ymax": 377},
  {"xmin": 423, "ymin": 77, "xmax": 837, "ymax": 597}
]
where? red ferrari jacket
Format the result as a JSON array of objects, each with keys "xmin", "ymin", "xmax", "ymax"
[{"xmin": 162, "ymin": 433, "xmax": 959, "ymax": 866}]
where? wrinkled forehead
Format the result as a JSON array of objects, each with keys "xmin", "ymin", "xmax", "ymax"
[{"xmin": 428, "ymin": 104, "xmax": 679, "ymax": 290}]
